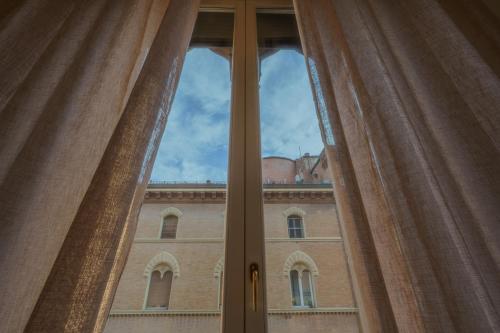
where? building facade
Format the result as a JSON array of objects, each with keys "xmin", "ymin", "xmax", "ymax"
[{"xmin": 105, "ymin": 155, "xmax": 360, "ymax": 333}]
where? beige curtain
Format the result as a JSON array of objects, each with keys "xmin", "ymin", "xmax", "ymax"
[
  {"xmin": 0, "ymin": 0, "xmax": 199, "ymax": 332},
  {"xmin": 295, "ymin": 0, "xmax": 500, "ymax": 332}
]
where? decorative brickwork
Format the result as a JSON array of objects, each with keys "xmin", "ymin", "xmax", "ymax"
[
  {"xmin": 144, "ymin": 187, "xmax": 334, "ymax": 204},
  {"xmin": 283, "ymin": 251, "xmax": 319, "ymax": 277},
  {"xmin": 144, "ymin": 252, "xmax": 180, "ymax": 278}
]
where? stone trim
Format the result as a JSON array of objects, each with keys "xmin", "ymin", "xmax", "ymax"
[
  {"xmin": 108, "ymin": 307, "xmax": 359, "ymax": 317},
  {"xmin": 283, "ymin": 251, "xmax": 319, "ymax": 276},
  {"xmin": 268, "ymin": 307, "xmax": 359, "ymax": 315},
  {"xmin": 160, "ymin": 207, "xmax": 183, "ymax": 218},
  {"xmin": 213, "ymin": 257, "xmax": 224, "ymax": 278},
  {"xmin": 134, "ymin": 237, "xmax": 342, "ymax": 243},
  {"xmin": 144, "ymin": 252, "xmax": 180, "ymax": 278},
  {"xmin": 268, "ymin": 237, "xmax": 342, "ymax": 243},
  {"xmin": 282, "ymin": 207, "xmax": 307, "ymax": 217},
  {"xmin": 144, "ymin": 189, "xmax": 334, "ymax": 204},
  {"xmin": 110, "ymin": 310, "xmax": 220, "ymax": 317}
]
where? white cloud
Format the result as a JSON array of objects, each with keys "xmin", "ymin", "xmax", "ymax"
[
  {"xmin": 260, "ymin": 50, "xmax": 324, "ymax": 158},
  {"xmin": 150, "ymin": 49, "xmax": 231, "ymax": 182},
  {"xmin": 150, "ymin": 49, "xmax": 324, "ymax": 182}
]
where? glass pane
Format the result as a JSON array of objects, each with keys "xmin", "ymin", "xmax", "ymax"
[
  {"xmin": 290, "ymin": 270, "xmax": 301, "ymax": 306},
  {"xmin": 105, "ymin": 11, "xmax": 234, "ymax": 333},
  {"xmin": 301, "ymin": 271, "xmax": 313, "ymax": 308},
  {"xmin": 257, "ymin": 11, "xmax": 360, "ymax": 332}
]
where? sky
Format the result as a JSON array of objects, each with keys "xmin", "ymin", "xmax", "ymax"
[{"xmin": 150, "ymin": 48, "xmax": 324, "ymax": 183}]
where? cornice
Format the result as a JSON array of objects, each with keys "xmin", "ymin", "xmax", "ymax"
[
  {"xmin": 108, "ymin": 307, "xmax": 359, "ymax": 318},
  {"xmin": 144, "ymin": 188, "xmax": 334, "ymax": 204}
]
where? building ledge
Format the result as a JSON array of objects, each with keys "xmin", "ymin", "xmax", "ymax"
[
  {"xmin": 144, "ymin": 187, "xmax": 334, "ymax": 204},
  {"xmin": 108, "ymin": 307, "xmax": 359, "ymax": 318},
  {"xmin": 133, "ymin": 237, "xmax": 343, "ymax": 244},
  {"xmin": 147, "ymin": 182, "xmax": 333, "ymax": 189}
]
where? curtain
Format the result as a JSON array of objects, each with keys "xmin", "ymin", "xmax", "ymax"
[
  {"xmin": 295, "ymin": 0, "xmax": 500, "ymax": 332},
  {"xmin": 0, "ymin": 0, "xmax": 199, "ymax": 332}
]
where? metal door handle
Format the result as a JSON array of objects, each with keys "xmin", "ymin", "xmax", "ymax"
[{"xmin": 250, "ymin": 263, "xmax": 259, "ymax": 312}]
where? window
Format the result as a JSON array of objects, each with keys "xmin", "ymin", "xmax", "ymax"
[
  {"xmin": 161, "ymin": 215, "xmax": 178, "ymax": 239},
  {"xmin": 287, "ymin": 215, "xmax": 304, "ymax": 238},
  {"xmin": 147, "ymin": 3, "xmax": 329, "ymax": 331},
  {"xmin": 290, "ymin": 265, "xmax": 315, "ymax": 307},
  {"xmin": 146, "ymin": 265, "xmax": 173, "ymax": 309}
]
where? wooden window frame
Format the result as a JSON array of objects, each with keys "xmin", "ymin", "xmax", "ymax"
[{"xmin": 197, "ymin": 1, "xmax": 294, "ymax": 332}]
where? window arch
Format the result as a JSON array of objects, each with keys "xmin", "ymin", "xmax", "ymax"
[
  {"xmin": 145, "ymin": 264, "xmax": 173, "ymax": 309},
  {"xmin": 287, "ymin": 214, "xmax": 304, "ymax": 238},
  {"xmin": 144, "ymin": 251, "xmax": 180, "ymax": 278},
  {"xmin": 283, "ymin": 251, "xmax": 319, "ymax": 277}
]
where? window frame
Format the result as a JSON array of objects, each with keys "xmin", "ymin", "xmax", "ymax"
[
  {"xmin": 158, "ymin": 207, "xmax": 182, "ymax": 239},
  {"xmin": 287, "ymin": 214, "xmax": 305, "ymax": 239},
  {"xmin": 197, "ymin": 1, "xmax": 299, "ymax": 332},
  {"xmin": 160, "ymin": 214, "xmax": 178, "ymax": 239},
  {"xmin": 144, "ymin": 266, "xmax": 174, "ymax": 310}
]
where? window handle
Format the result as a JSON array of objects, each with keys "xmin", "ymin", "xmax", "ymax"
[{"xmin": 250, "ymin": 263, "xmax": 259, "ymax": 312}]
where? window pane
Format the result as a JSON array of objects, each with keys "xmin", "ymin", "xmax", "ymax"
[
  {"xmin": 106, "ymin": 11, "xmax": 234, "ymax": 333},
  {"xmin": 258, "ymin": 10, "xmax": 359, "ymax": 332},
  {"xmin": 296, "ymin": 228, "xmax": 304, "ymax": 239},
  {"xmin": 301, "ymin": 271, "xmax": 313, "ymax": 308},
  {"xmin": 290, "ymin": 270, "xmax": 301, "ymax": 306}
]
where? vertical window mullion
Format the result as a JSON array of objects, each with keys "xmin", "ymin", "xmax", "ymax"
[
  {"xmin": 298, "ymin": 270, "xmax": 305, "ymax": 306},
  {"xmin": 243, "ymin": 1, "xmax": 268, "ymax": 331},
  {"xmin": 223, "ymin": 1, "xmax": 247, "ymax": 332}
]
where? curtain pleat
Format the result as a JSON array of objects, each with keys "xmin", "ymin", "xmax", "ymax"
[
  {"xmin": 25, "ymin": 0, "xmax": 199, "ymax": 332},
  {"xmin": 0, "ymin": 0, "xmax": 172, "ymax": 331},
  {"xmin": 294, "ymin": 0, "xmax": 500, "ymax": 331}
]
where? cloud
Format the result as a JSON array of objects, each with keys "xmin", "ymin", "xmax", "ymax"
[
  {"xmin": 150, "ymin": 49, "xmax": 231, "ymax": 182},
  {"xmin": 150, "ymin": 49, "xmax": 324, "ymax": 182},
  {"xmin": 260, "ymin": 50, "xmax": 324, "ymax": 158}
]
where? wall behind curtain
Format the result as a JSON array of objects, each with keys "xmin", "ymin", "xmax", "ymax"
[{"xmin": 0, "ymin": 0, "xmax": 171, "ymax": 331}]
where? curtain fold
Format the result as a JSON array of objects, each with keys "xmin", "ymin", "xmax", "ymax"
[
  {"xmin": 24, "ymin": 0, "xmax": 200, "ymax": 332},
  {"xmin": 294, "ymin": 0, "xmax": 500, "ymax": 332},
  {"xmin": 0, "ymin": 0, "xmax": 172, "ymax": 331}
]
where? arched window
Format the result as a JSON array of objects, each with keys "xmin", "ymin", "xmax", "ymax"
[
  {"xmin": 161, "ymin": 215, "xmax": 178, "ymax": 239},
  {"xmin": 290, "ymin": 264, "xmax": 315, "ymax": 307},
  {"xmin": 287, "ymin": 215, "xmax": 304, "ymax": 238},
  {"xmin": 146, "ymin": 264, "xmax": 173, "ymax": 309}
]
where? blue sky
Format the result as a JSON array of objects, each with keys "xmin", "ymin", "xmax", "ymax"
[{"xmin": 150, "ymin": 48, "xmax": 323, "ymax": 182}]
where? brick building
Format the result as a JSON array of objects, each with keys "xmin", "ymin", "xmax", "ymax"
[{"xmin": 105, "ymin": 153, "xmax": 360, "ymax": 333}]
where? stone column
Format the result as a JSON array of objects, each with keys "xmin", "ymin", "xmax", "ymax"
[
  {"xmin": 0, "ymin": 0, "xmax": 170, "ymax": 331},
  {"xmin": 24, "ymin": 0, "xmax": 199, "ymax": 332},
  {"xmin": 295, "ymin": 0, "xmax": 500, "ymax": 331}
]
